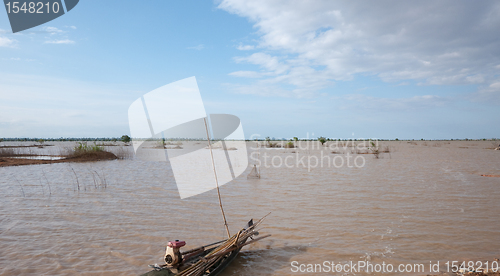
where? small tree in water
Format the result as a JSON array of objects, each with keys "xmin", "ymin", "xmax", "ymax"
[
  {"xmin": 370, "ymin": 142, "xmax": 380, "ymax": 159},
  {"xmin": 121, "ymin": 135, "xmax": 131, "ymax": 143},
  {"xmin": 285, "ymin": 141, "xmax": 294, "ymax": 148},
  {"xmin": 318, "ymin": 136, "xmax": 327, "ymax": 146}
]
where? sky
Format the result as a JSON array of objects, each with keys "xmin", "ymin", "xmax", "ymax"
[{"xmin": 0, "ymin": 0, "xmax": 499, "ymax": 140}]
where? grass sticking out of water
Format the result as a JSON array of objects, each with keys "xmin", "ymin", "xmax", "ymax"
[
  {"xmin": 0, "ymin": 148, "xmax": 20, "ymax": 157},
  {"xmin": 68, "ymin": 142, "xmax": 117, "ymax": 160},
  {"xmin": 74, "ymin": 142, "xmax": 104, "ymax": 153}
]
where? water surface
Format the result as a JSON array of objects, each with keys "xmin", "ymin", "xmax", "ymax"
[{"xmin": 1, "ymin": 141, "xmax": 499, "ymax": 275}]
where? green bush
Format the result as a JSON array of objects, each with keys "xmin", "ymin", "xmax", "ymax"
[
  {"xmin": 121, "ymin": 135, "xmax": 131, "ymax": 143},
  {"xmin": 74, "ymin": 142, "xmax": 104, "ymax": 153},
  {"xmin": 318, "ymin": 136, "xmax": 327, "ymax": 146},
  {"xmin": 284, "ymin": 141, "xmax": 295, "ymax": 148}
]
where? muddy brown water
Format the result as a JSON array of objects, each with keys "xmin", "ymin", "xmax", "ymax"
[{"xmin": 1, "ymin": 141, "xmax": 499, "ymax": 275}]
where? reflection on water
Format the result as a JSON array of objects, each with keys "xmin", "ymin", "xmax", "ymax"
[{"xmin": 0, "ymin": 141, "xmax": 499, "ymax": 275}]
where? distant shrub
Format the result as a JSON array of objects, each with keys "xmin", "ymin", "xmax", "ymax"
[
  {"xmin": 284, "ymin": 141, "xmax": 295, "ymax": 148},
  {"xmin": 121, "ymin": 135, "xmax": 131, "ymax": 143},
  {"xmin": 74, "ymin": 142, "xmax": 103, "ymax": 153},
  {"xmin": 318, "ymin": 137, "xmax": 327, "ymax": 146},
  {"xmin": 369, "ymin": 142, "xmax": 380, "ymax": 159},
  {"xmin": 0, "ymin": 148, "xmax": 17, "ymax": 157},
  {"xmin": 68, "ymin": 142, "xmax": 116, "ymax": 160}
]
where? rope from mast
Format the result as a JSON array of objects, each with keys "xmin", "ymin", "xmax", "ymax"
[{"xmin": 203, "ymin": 117, "xmax": 231, "ymax": 238}]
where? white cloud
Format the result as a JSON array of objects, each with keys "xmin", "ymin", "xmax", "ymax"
[
  {"xmin": 468, "ymin": 80, "xmax": 500, "ymax": 104},
  {"xmin": 229, "ymin": 71, "xmax": 263, "ymax": 78},
  {"xmin": 234, "ymin": 52, "xmax": 289, "ymax": 74},
  {"xmin": 37, "ymin": 26, "xmax": 76, "ymax": 45},
  {"xmin": 187, "ymin": 44, "xmax": 204, "ymax": 50},
  {"xmin": 43, "ymin": 26, "xmax": 64, "ymax": 35},
  {"xmin": 465, "ymin": 74, "xmax": 485, "ymax": 84},
  {"xmin": 490, "ymin": 82, "xmax": 500, "ymax": 89},
  {"xmin": 0, "ymin": 36, "xmax": 16, "ymax": 47},
  {"xmin": 2, "ymin": 57, "xmax": 37, "ymax": 62},
  {"xmin": 223, "ymin": 83, "xmax": 309, "ymax": 98},
  {"xmin": 336, "ymin": 94, "xmax": 453, "ymax": 111},
  {"xmin": 237, "ymin": 44, "xmax": 255, "ymax": 50},
  {"xmin": 230, "ymin": 52, "xmax": 333, "ymax": 97},
  {"xmin": 44, "ymin": 39, "xmax": 75, "ymax": 44},
  {"xmin": 219, "ymin": 1, "xmax": 500, "ymax": 97}
]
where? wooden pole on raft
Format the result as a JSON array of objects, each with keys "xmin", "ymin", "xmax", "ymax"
[{"xmin": 204, "ymin": 117, "xmax": 231, "ymax": 239}]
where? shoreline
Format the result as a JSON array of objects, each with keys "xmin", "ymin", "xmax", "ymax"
[{"xmin": 0, "ymin": 151, "xmax": 118, "ymax": 167}]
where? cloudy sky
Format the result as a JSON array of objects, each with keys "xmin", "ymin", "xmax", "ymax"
[{"xmin": 1, "ymin": 0, "xmax": 499, "ymax": 139}]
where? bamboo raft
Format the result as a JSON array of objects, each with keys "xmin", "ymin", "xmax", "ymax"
[
  {"xmin": 140, "ymin": 118, "xmax": 270, "ymax": 275},
  {"xmin": 140, "ymin": 215, "xmax": 270, "ymax": 276}
]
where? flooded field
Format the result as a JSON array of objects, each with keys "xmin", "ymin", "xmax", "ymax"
[{"xmin": 1, "ymin": 141, "xmax": 499, "ymax": 275}]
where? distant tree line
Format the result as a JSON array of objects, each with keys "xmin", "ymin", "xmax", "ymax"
[
  {"xmin": 0, "ymin": 135, "xmax": 132, "ymax": 143},
  {"xmin": 0, "ymin": 136, "xmax": 497, "ymax": 142},
  {"xmin": 246, "ymin": 137, "xmax": 499, "ymax": 141}
]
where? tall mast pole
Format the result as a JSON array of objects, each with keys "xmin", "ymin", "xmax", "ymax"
[{"xmin": 204, "ymin": 117, "xmax": 231, "ymax": 238}]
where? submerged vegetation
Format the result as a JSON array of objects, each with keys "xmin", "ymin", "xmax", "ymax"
[
  {"xmin": 284, "ymin": 141, "xmax": 295, "ymax": 148},
  {"xmin": 0, "ymin": 147, "xmax": 19, "ymax": 157},
  {"xmin": 0, "ymin": 141, "xmax": 125, "ymax": 167},
  {"xmin": 0, "ymin": 136, "xmax": 133, "ymax": 142},
  {"xmin": 67, "ymin": 142, "xmax": 117, "ymax": 160},
  {"xmin": 265, "ymin": 136, "xmax": 280, "ymax": 148},
  {"xmin": 369, "ymin": 142, "xmax": 380, "ymax": 159},
  {"xmin": 74, "ymin": 142, "xmax": 104, "ymax": 153},
  {"xmin": 121, "ymin": 135, "xmax": 131, "ymax": 143}
]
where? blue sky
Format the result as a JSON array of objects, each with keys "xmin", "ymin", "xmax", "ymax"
[{"xmin": 1, "ymin": 0, "xmax": 499, "ymax": 139}]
